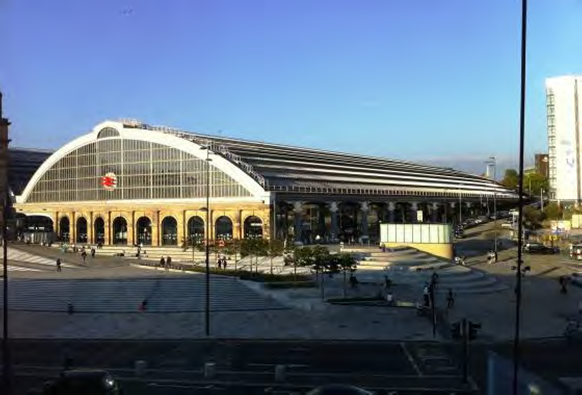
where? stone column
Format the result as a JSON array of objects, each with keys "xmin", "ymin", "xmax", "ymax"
[
  {"xmin": 410, "ymin": 202, "xmax": 419, "ymax": 223},
  {"xmin": 360, "ymin": 201, "xmax": 370, "ymax": 240},
  {"xmin": 127, "ymin": 212, "xmax": 135, "ymax": 247},
  {"xmin": 387, "ymin": 202, "xmax": 396, "ymax": 223},
  {"xmin": 71, "ymin": 212, "xmax": 77, "ymax": 244},
  {"xmin": 237, "ymin": 210, "xmax": 243, "ymax": 239},
  {"xmin": 151, "ymin": 210, "xmax": 160, "ymax": 246},
  {"xmin": 88, "ymin": 211, "xmax": 94, "ymax": 245},
  {"xmin": 328, "ymin": 202, "xmax": 339, "ymax": 242},
  {"xmin": 431, "ymin": 203, "xmax": 439, "ymax": 223},
  {"xmin": 293, "ymin": 202, "xmax": 303, "ymax": 243},
  {"xmin": 318, "ymin": 204, "xmax": 326, "ymax": 238},
  {"xmin": 105, "ymin": 212, "xmax": 111, "ymax": 245}
]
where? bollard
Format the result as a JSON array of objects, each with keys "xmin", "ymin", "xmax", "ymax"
[
  {"xmin": 204, "ymin": 362, "xmax": 216, "ymax": 379},
  {"xmin": 134, "ymin": 360, "xmax": 147, "ymax": 377},
  {"xmin": 274, "ymin": 365, "xmax": 286, "ymax": 382}
]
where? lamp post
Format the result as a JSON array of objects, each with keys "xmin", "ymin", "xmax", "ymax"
[
  {"xmin": 487, "ymin": 156, "xmax": 498, "ymax": 262},
  {"xmin": 200, "ymin": 145, "xmax": 212, "ymax": 336}
]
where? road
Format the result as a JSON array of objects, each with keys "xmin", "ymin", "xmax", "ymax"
[{"xmin": 4, "ymin": 339, "xmax": 479, "ymax": 394}]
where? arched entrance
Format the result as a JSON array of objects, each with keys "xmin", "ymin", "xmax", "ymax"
[
  {"xmin": 76, "ymin": 217, "xmax": 88, "ymax": 243},
  {"xmin": 215, "ymin": 216, "xmax": 233, "ymax": 240},
  {"xmin": 112, "ymin": 217, "xmax": 128, "ymax": 245},
  {"xmin": 161, "ymin": 216, "xmax": 177, "ymax": 246},
  {"xmin": 20, "ymin": 215, "xmax": 54, "ymax": 244},
  {"xmin": 59, "ymin": 217, "xmax": 70, "ymax": 242},
  {"xmin": 187, "ymin": 216, "xmax": 205, "ymax": 241},
  {"xmin": 136, "ymin": 216, "xmax": 152, "ymax": 246},
  {"xmin": 244, "ymin": 216, "xmax": 263, "ymax": 239},
  {"xmin": 93, "ymin": 217, "xmax": 105, "ymax": 244}
]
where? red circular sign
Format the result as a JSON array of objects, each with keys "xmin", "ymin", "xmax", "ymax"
[{"xmin": 101, "ymin": 172, "xmax": 117, "ymax": 191}]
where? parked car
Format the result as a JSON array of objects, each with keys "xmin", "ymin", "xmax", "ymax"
[
  {"xmin": 523, "ymin": 243, "xmax": 559, "ymax": 254},
  {"xmin": 570, "ymin": 244, "xmax": 582, "ymax": 260},
  {"xmin": 44, "ymin": 370, "xmax": 122, "ymax": 395}
]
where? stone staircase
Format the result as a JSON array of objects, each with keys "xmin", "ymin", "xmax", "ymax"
[
  {"xmin": 1, "ymin": 276, "xmax": 287, "ymax": 313},
  {"xmin": 344, "ymin": 246, "xmax": 507, "ymax": 294}
]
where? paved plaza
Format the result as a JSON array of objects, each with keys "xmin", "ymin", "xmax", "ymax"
[{"xmin": 1, "ymin": 223, "xmax": 582, "ymax": 342}]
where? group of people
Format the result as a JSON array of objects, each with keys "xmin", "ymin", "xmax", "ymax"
[
  {"xmin": 158, "ymin": 256, "xmax": 172, "ymax": 270},
  {"xmin": 217, "ymin": 256, "xmax": 228, "ymax": 269},
  {"xmin": 419, "ymin": 271, "xmax": 455, "ymax": 309}
]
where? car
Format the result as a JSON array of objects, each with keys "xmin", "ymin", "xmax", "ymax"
[
  {"xmin": 570, "ymin": 244, "xmax": 582, "ymax": 260},
  {"xmin": 523, "ymin": 243, "xmax": 559, "ymax": 254},
  {"xmin": 501, "ymin": 221, "xmax": 514, "ymax": 229},
  {"xmin": 43, "ymin": 370, "xmax": 122, "ymax": 395}
]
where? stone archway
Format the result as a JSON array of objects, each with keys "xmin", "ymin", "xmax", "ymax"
[
  {"xmin": 59, "ymin": 217, "xmax": 70, "ymax": 242},
  {"xmin": 244, "ymin": 216, "xmax": 263, "ymax": 239},
  {"xmin": 112, "ymin": 217, "xmax": 128, "ymax": 245},
  {"xmin": 187, "ymin": 216, "xmax": 205, "ymax": 242},
  {"xmin": 76, "ymin": 217, "xmax": 88, "ymax": 243},
  {"xmin": 93, "ymin": 217, "xmax": 105, "ymax": 244},
  {"xmin": 215, "ymin": 216, "xmax": 233, "ymax": 240},
  {"xmin": 161, "ymin": 216, "xmax": 178, "ymax": 246},
  {"xmin": 136, "ymin": 216, "xmax": 152, "ymax": 246}
]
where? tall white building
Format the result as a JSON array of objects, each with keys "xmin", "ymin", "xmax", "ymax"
[{"xmin": 546, "ymin": 76, "xmax": 582, "ymax": 203}]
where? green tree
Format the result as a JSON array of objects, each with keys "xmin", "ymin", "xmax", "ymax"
[
  {"xmin": 544, "ymin": 202, "xmax": 562, "ymax": 220},
  {"xmin": 293, "ymin": 246, "xmax": 315, "ymax": 280},
  {"xmin": 523, "ymin": 206, "xmax": 543, "ymax": 229},
  {"xmin": 335, "ymin": 252, "xmax": 358, "ymax": 298},
  {"xmin": 268, "ymin": 239, "xmax": 285, "ymax": 274},
  {"xmin": 501, "ymin": 169, "xmax": 519, "ymax": 190},
  {"xmin": 524, "ymin": 171, "xmax": 549, "ymax": 196}
]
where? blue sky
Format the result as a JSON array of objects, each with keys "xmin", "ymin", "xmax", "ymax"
[{"xmin": 1, "ymin": 0, "xmax": 582, "ymax": 174}]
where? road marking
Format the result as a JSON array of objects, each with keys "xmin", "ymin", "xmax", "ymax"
[{"xmin": 400, "ymin": 342, "xmax": 422, "ymax": 377}]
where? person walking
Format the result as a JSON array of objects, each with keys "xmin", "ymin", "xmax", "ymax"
[
  {"xmin": 447, "ymin": 288, "xmax": 455, "ymax": 308},
  {"xmin": 159, "ymin": 256, "xmax": 165, "ymax": 269},
  {"xmin": 81, "ymin": 250, "xmax": 87, "ymax": 264},
  {"xmin": 423, "ymin": 283, "xmax": 430, "ymax": 307},
  {"xmin": 222, "ymin": 257, "xmax": 227, "ymax": 270},
  {"xmin": 165, "ymin": 256, "xmax": 171, "ymax": 271},
  {"xmin": 56, "ymin": 258, "xmax": 62, "ymax": 272},
  {"xmin": 91, "ymin": 247, "xmax": 96, "ymax": 258},
  {"xmin": 560, "ymin": 276, "xmax": 569, "ymax": 294},
  {"xmin": 349, "ymin": 273, "xmax": 359, "ymax": 290}
]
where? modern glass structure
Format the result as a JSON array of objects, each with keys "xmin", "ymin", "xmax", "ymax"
[{"xmin": 14, "ymin": 120, "xmax": 517, "ymax": 246}]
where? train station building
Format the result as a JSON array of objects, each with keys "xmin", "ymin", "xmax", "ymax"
[{"xmin": 12, "ymin": 120, "xmax": 517, "ymax": 246}]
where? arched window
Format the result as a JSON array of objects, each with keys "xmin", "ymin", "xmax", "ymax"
[
  {"xmin": 93, "ymin": 217, "xmax": 105, "ymax": 244},
  {"xmin": 97, "ymin": 127, "xmax": 120, "ymax": 139},
  {"xmin": 136, "ymin": 217, "xmax": 152, "ymax": 246},
  {"xmin": 244, "ymin": 216, "xmax": 263, "ymax": 239},
  {"xmin": 215, "ymin": 216, "xmax": 233, "ymax": 240},
  {"xmin": 187, "ymin": 216, "xmax": 205, "ymax": 243},
  {"xmin": 59, "ymin": 217, "xmax": 70, "ymax": 242},
  {"xmin": 161, "ymin": 216, "xmax": 177, "ymax": 246},
  {"xmin": 76, "ymin": 217, "xmax": 88, "ymax": 243},
  {"xmin": 112, "ymin": 217, "xmax": 128, "ymax": 245}
]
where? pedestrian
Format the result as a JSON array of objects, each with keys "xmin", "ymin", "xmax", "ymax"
[
  {"xmin": 447, "ymin": 288, "xmax": 455, "ymax": 308},
  {"xmin": 91, "ymin": 247, "xmax": 96, "ymax": 258},
  {"xmin": 81, "ymin": 250, "xmax": 87, "ymax": 264},
  {"xmin": 349, "ymin": 273, "xmax": 359, "ymax": 289},
  {"xmin": 386, "ymin": 291, "xmax": 394, "ymax": 306},
  {"xmin": 560, "ymin": 276, "xmax": 569, "ymax": 294},
  {"xmin": 431, "ymin": 271, "xmax": 439, "ymax": 289},
  {"xmin": 56, "ymin": 258, "xmax": 62, "ymax": 272},
  {"xmin": 222, "ymin": 257, "xmax": 227, "ymax": 270},
  {"xmin": 423, "ymin": 284, "xmax": 430, "ymax": 307},
  {"xmin": 165, "ymin": 256, "xmax": 171, "ymax": 270},
  {"xmin": 217, "ymin": 257, "xmax": 222, "ymax": 269},
  {"xmin": 384, "ymin": 274, "xmax": 392, "ymax": 290},
  {"xmin": 159, "ymin": 256, "xmax": 165, "ymax": 269}
]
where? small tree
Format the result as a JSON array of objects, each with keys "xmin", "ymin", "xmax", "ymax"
[
  {"xmin": 544, "ymin": 202, "xmax": 562, "ymax": 220},
  {"xmin": 336, "ymin": 252, "xmax": 358, "ymax": 298},
  {"xmin": 268, "ymin": 239, "xmax": 285, "ymax": 274},
  {"xmin": 293, "ymin": 246, "xmax": 315, "ymax": 280},
  {"xmin": 311, "ymin": 245, "xmax": 330, "ymax": 299}
]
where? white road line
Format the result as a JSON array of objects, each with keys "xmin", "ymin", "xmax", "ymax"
[
  {"xmin": 8, "ymin": 265, "xmax": 43, "ymax": 272},
  {"xmin": 400, "ymin": 342, "xmax": 423, "ymax": 377}
]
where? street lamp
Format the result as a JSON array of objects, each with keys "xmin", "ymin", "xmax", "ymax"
[
  {"xmin": 486, "ymin": 156, "xmax": 498, "ymax": 262},
  {"xmin": 200, "ymin": 145, "xmax": 212, "ymax": 336}
]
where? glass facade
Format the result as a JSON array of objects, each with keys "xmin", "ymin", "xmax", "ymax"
[{"xmin": 27, "ymin": 138, "xmax": 253, "ymax": 203}]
